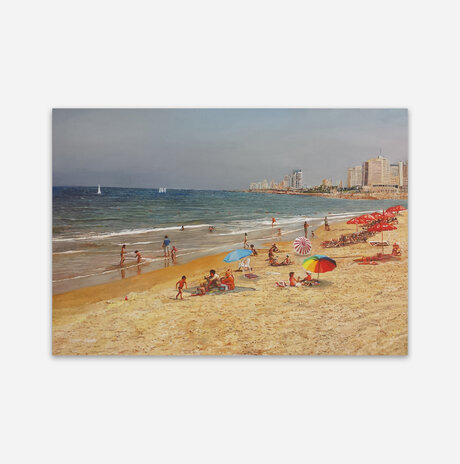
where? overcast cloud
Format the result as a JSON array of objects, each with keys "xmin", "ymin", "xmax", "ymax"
[{"xmin": 53, "ymin": 109, "xmax": 408, "ymax": 189}]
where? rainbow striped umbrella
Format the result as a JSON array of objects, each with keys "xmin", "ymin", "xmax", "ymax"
[
  {"xmin": 302, "ymin": 254, "xmax": 337, "ymax": 281},
  {"xmin": 293, "ymin": 236, "xmax": 312, "ymax": 255}
]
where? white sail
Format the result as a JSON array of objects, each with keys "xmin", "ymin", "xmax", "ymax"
[{"xmin": 97, "ymin": 184, "xmax": 101, "ymax": 194}]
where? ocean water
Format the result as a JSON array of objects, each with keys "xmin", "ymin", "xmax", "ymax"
[{"xmin": 52, "ymin": 187, "xmax": 408, "ymax": 294}]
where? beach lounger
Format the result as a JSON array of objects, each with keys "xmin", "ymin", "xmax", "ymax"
[{"xmin": 368, "ymin": 240, "xmax": 389, "ymax": 247}]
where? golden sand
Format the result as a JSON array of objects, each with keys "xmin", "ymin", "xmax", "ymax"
[{"xmin": 53, "ymin": 213, "xmax": 408, "ymax": 355}]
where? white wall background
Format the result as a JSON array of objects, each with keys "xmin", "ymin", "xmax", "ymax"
[{"xmin": 0, "ymin": 1, "xmax": 459, "ymax": 463}]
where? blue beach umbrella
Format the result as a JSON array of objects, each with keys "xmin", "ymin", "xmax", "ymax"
[{"xmin": 223, "ymin": 249, "xmax": 252, "ymax": 263}]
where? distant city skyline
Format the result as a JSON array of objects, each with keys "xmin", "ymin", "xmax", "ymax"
[{"xmin": 53, "ymin": 109, "xmax": 408, "ymax": 189}]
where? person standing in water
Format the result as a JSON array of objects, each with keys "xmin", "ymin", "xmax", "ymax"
[
  {"xmin": 324, "ymin": 216, "xmax": 330, "ymax": 231},
  {"xmin": 162, "ymin": 235, "xmax": 171, "ymax": 257},
  {"xmin": 120, "ymin": 244, "xmax": 127, "ymax": 266},
  {"xmin": 135, "ymin": 250, "xmax": 142, "ymax": 264},
  {"xmin": 171, "ymin": 246, "xmax": 177, "ymax": 263}
]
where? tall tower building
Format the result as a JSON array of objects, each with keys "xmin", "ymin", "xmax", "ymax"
[
  {"xmin": 292, "ymin": 169, "xmax": 303, "ymax": 189},
  {"xmin": 347, "ymin": 165, "xmax": 363, "ymax": 188}
]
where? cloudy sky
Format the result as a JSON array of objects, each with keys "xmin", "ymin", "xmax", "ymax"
[{"xmin": 53, "ymin": 109, "xmax": 408, "ymax": 189}]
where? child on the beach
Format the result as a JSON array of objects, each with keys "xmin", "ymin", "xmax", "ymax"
[
  {"xmin": 175, "ymin": 275, "xmax": 187, "ymax": 299},
  {"xmin": 250, "ymin": 244, "xmax": 258, "ymax": 256},
  {"xmin": 171, "ymin": 246, "xmax": 177, "ymax": 263},
  {"xmin": 191, "ymin": 283, "xmax": 206, "ymax": 296},
  {"xmin": 135, "ymin": 250, "xmax": 142, "ymax": 264}
]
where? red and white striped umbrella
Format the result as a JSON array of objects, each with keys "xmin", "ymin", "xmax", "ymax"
[{"xmin": 293, "ymin": 236, "xmax": 312, "ymax": 255}]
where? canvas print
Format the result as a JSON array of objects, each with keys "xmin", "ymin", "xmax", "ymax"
[{"xmin": 52, "ymin": 109, "xmax": 408, "ymax": 355}]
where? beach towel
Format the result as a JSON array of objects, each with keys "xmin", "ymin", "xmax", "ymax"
[
  {"xmin": 184, "ymin": 286, "xmax": 256, "ymax": 296},
  {"xmin": 244, "ymin": 273, "xmax": 259, "ymax": 279}
]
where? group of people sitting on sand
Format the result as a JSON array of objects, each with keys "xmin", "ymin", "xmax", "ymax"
[
  {"xmin": 197, "ymin": 269, "xmax": 236, "ymax": 296},
  {"xmin": 175, "ymin": 268, "xmax": 237, "ymax": 299},
  {"xmin": 267, "ymin": 243, "xmax": 292, "ymax": 266},
  {"xmin": 276, "ymin": 271, "xmax": 318, "ymax": 288}
]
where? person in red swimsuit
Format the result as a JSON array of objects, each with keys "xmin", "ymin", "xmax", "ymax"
[{"xmin": 175, "ymin": 275, "xmax": 187, "ymax": 299}]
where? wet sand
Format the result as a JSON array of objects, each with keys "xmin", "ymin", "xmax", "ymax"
[{"xmin": 53, "ymin": 212, "xmax": 408, "ymax": 355}]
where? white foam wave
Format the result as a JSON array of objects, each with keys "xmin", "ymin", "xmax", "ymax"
[{"xmin": 53, "ymin": 224, "xmax": 212, "ymax": 242}]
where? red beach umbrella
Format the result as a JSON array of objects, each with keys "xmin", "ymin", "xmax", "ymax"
[
  {"xmin": 371, "ymin": 212, "xmax": 385, "ymax": 220},
  {"xmin": 387, "ymin": 205, "xmax": 406, "ymax": 214},
  {"xmin": 347, "ymin": 216, "xmax": 366, "ymax": 232},
  {"xmin": 356, "ymin": 214, "xmax": 375, "ymax": 223},
  {"xmin": 368, "ymin": 222, "xmax": 397, "ymax": 253},
  {"xmin": 382, "ymin": 210, "xmax": 395, "ymax": 219}
]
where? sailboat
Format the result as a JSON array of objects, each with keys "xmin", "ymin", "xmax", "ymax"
[
  {"xmin": 159, "ymin": 187, "xmax": 166, "ymax": 193},
  {"xmin": 97, "ymin": 184, "xmax": 101, "ymax": 194}
]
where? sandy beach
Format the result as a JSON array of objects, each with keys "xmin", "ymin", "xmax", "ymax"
[{"xmin": 53, "ymin": 212, "xmax": 408, "ymax": 355}]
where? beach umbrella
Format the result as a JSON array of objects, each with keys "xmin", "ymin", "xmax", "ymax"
[
  {"xmin": 382, "ymin": 210, "xmax": 395, "ymax": 219},
  {"xmin": 293, "ymin": 236, "xmax": 312, "ymax": 255},
  {"xmin": 355, "ymin": 214, "xmax": 375, "ymax": 223},
  {"xmin": 302, "ymin": 254, "xmax": 337, "ymax": 281},
  {"xmin": 387, "ymin": 205, "xmax": 406, "ymax": 215},
  {"xmin": 371, "ymin": 212, "xmax": 385, "ymax": 220},
  {"xmin": 223, "ymin": 249, "xmax": 252, "ymax": 263},
  {"xmin": 347, "ymin": 216, "xmax": 366, "ymax": 232},
  {"xmin": 367, "ymin": 222, "xmax": 397, "ymax": 253}
]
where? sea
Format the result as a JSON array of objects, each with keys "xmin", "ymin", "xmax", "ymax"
[{"xmin": 52, "ymin": 187, "xmax": 408, "ymax": 294}]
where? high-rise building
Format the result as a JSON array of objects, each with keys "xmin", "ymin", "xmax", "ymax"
[
  {"xmin": 292, "ymin": 169, "xmax": 303, "ymax": 189},
  {"xmin": 322, "ymin": 178, "xmax": 332, "ymax": 187},
  {"xmin": 402, "ymin": 161, "xmax": 408, "ymax": 189},
  {"xmin": 347, "ymin": 165, "xmax": 363, "ymax": 188},
  {"xmin": 390, "ymin": 164, "xmax": 400, "ymax": 186},
  {"xmin": 362, "ymin": 155, "xmax": 390, "ymax": 186}
]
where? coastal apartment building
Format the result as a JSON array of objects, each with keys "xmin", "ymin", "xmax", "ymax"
[
  {"xmin": 347, "ymin": 165, "xmax": 362, "ymax": 188},
  {"xmin": 360, "ymin": 155, "xmax": 408, "ymax": 193},
  {"xmin": 362, "ymin": 155, "xmax": 390, "ymax": 186}
]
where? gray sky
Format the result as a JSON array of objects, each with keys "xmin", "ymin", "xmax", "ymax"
[{"xmin": 53, "ymin": 109, "xmax": 408, "ymax": 189}]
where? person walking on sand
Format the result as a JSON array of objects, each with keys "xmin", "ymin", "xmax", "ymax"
[
  {"xmin": 243, "ymin": 233, "xmax": 249, "ymax": 249},
  {"xmin": 162, "ymin": 235, "xmax": 171, "ymax": 257},
  {"xmin": 134, "ymin": 250, "xmax": 142, "ymax": 264},
  {"xmin": 324, "ymin": 216, "xmax": 330, "ymax": 231},
  {"xmin": 120, "ymin": 244, "xmax": 127, "ymax": 266},
  {"xmin": 175, "ymin": 275, "xmax": 187, "ymax": 299},
  {"xmin": 304, "ymin": 220, "xmax": 309, "ymax": 237}
]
